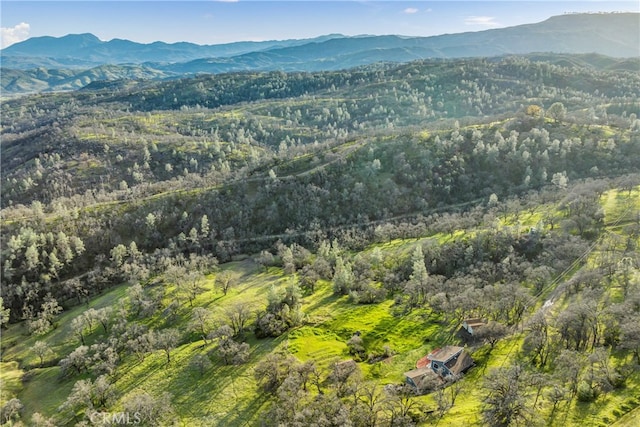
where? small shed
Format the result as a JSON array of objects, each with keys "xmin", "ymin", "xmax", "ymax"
[{"xmin": 462, "ymin": 318, "xmax": 486, "ymax": 335}]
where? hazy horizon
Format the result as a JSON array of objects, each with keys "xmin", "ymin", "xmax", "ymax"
[{"xmin": 2, "ymin": 1, "xmax": 639, "ymax": 49}]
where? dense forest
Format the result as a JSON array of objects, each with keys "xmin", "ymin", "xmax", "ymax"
[{"xmin": 1, "ymin": 53, "xmax": 639, "ymax": 426}]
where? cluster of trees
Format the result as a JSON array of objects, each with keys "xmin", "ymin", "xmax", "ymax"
[
  {"xmin": 6, "ymin": 249, "xmax": 255, "ymax": 425},
  {"xmin": 475, "ymin": 217, "xmax": 640, "ymax": 425},
  {"xmin": 254, "ymin": 351, "xmax": 446, "ymax": 427},
  {"xmin": 255, "ymin": 280, "xmax": 305, "ymax": 338},
  {"xmin": 58, "ymin": 375, "xmax": 174, "ymax": 426},
  {"xmin": 2, "ymin": 227, "xmax": 85, "ymax": 314}
]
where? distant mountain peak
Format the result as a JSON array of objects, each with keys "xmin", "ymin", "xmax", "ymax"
[
  {"xmin": 1, "ymin": 12, "xmax": 637, "ymax": 94},
  {"xmin": 2, "ymin": 32, "xmax": 103, "ymax": 56},
  {"xmin": 61, "ymin": 33, "xmax": 102, "ymax": 42}
]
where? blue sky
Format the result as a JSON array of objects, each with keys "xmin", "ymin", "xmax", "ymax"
[{"xmin": 1, "ymin": 1, "xmax": 638, "ymax": 48}]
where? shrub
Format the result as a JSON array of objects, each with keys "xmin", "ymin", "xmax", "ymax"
[{"xmin": 577, "ymin": 381, "xmax": 597, "ymax": 402}]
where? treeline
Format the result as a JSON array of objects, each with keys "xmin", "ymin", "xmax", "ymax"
[{"xmin": 1, "ymin": 114, "xmax": 639, "ymax": 317}]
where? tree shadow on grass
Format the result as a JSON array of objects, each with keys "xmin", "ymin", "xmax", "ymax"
[
  {"xmin": 165, "ymin": 336, "xmax": 285, "ymax": 424},
  {"xmin": 570, "ymin": 396, "xmax": 613, "ymax": 426},
  {"xmin": 302, "ymin": 291, "xmax": 343, "ymax": 315},
  {"xmin": 218, "ymin": 391, "xmax": 271, "ymax": 427},
  {"xmin": 168, "ymin": 361, "xmax": 270, "ymax": 425}
]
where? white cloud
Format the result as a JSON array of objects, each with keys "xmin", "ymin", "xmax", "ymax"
[
  {"xmin": 404, "ymin": 8, "xmax": 419, "ymax": 14},
  {"xmin": 464, "ymin": 16, "xmax": 502, "ymax": 28},
  {"xmin": 1, "ymin": 22, "xmax": 30, "ymax": 49}
]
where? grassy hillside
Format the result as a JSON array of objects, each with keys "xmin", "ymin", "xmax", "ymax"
[{"xmin": 1, "ymin": 182, "xmax": 638, "ymax": 426}]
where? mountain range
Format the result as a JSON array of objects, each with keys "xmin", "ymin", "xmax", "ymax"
[{"xmin": 1, "ymin": 13, "xmax": 638, "ymax": 94}]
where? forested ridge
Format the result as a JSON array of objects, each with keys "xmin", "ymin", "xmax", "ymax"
[{"xmin": 1, "ymin": 54, "xmax": 639, "ymax": 426}]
